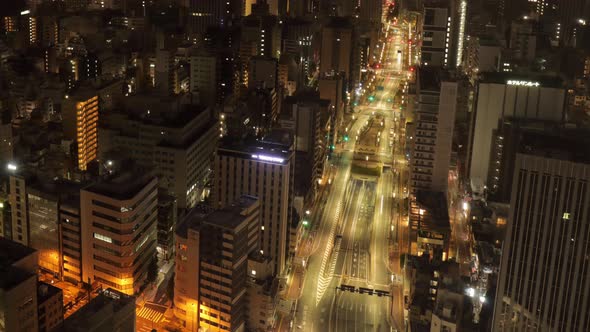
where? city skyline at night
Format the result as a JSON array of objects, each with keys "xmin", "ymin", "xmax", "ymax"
[{"xmin": 0, "ymin": 0, "xmax": 589, "ymax": 331}]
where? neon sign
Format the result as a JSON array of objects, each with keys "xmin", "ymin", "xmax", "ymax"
[
  {"xmin": 252, "ymin": 154, "xmax": 284, "ymax": 163},
  {"xmin": 507, "ymin": 80, "xmax": 540, "ymax": 87}
]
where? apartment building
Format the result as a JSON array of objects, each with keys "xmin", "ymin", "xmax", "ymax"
[
  {"xmin": 62, "ymin": 91, "xmax": 99, "ymax": 171},
  {"xmin": 410, "ymin": 67, "xmax": 457, "ymax": 194}
]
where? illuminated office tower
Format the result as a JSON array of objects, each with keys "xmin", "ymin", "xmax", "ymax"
[
  {"xmin": 493, "ymin": 134, "xmax": 590, "ymax": 331},
  {"xmin": 80, "ymin": 170, "xmax": 158, "ymax": 295},
  {"xmin": 62, "ymin": 92, "xmax": 98, "ymax": 171},
  {"xmin": 420, "ymin": 0, "xmax": 467, "ymax": 68},
  {"xmin": 212, "ymin": 135, "xmax": 294, "ymax": 275}
]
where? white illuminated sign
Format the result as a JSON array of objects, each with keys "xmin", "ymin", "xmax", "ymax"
[
  {"xmin": 20, "ymin": 10, "xmax": 30, "ymax": 15},
  {"xmin": 251, "ymin": 154, "xmax": 284, "ymax": 163},
  {"xmin": 507, "ymin": 80, "xmax": 540, "ymax": 87}
]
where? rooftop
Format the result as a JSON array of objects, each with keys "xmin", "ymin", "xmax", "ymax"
[
  {"xmin": 38, "ymin": 281, "xmax": 63, "ymax": 304},
  {"xmin": 83, "ymin": 167, "xmax": 156, "ymax": 201},
  {"xmin": 0, "ymin": 237, "xmax": 37, "ymax": 268},
  {"xmin": 177, "ymin": 195, "xmax": 259, "ymax": 236},
  {"xmin": 418, "ymin": 67, "xmax": 451, "ymax": 92},
  {"xmin": 517, "ymin": 128, "xmax": 590, "ymax": 164},
  {"xmin": 112, "ymin": 101, "xmax": 210, "ymax": 129},
  {"xmin": 218, "ymin": 131, "xmax": 293, "ymax": 163},
  {"xmin": 0, "ymin": 266, "xmax": 35, "ymax": 291},
  {"xmin": 63, "ymin": 288, "xmax": 134, "ymax": 331}
]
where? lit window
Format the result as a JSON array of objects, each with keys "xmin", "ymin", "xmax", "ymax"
[
  {"xmin": 94, "ymin": 233, "xmax": 112, "ymax": 243},
  {"xmin": 563, "ymin": 212, "xmax": 570, "ymax": 220}
]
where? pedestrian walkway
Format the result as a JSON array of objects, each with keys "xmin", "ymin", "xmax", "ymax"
[{"xmin": 137, "ymin": 306, "xmax": 164, "ymax": 323}]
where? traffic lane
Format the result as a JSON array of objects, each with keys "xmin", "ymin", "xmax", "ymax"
[
  {"xmin": 332, "ymin": 291, "xmax": 391, "ymax": 332},
  {"xmin": 295, "ymin": 154, "xmax": 355, "ymax": 330}
]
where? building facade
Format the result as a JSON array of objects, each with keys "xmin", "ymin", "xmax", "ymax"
[
  {"xmin": 80, "ymin": 172, "xmax": 158, "ymax": 295},
  {"xmin": 213, "ymin": 137, "xmax": 294, "ymax": 275},
  {"xmin": 467, "ymin": 73, "xmax": 565, "ymax": 185},
  {"xmin": 62, "ymin": 93, "xmax": 99, "ymax": 171},
  {"xmin": 410, "ymin": 68, "xmax": 457, "ymax": 194},
  {"xmin": 493, "ymin": 151, "xmax": 590, "ymax": 330},
  {"xmin": 174, "ymin": 196, "xmax": 260, "ymax": 331}
]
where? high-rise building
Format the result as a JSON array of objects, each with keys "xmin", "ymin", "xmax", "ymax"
[
  {"xmin": 420, "ymin": 0, "xmax": 467, "ymax": 68},
  {"xmin": 80, "ymin": 170, "xmax": 158, "ymax": 295},
  {"xmin": 318, "ymin": 72, "xmax": 345, "ymax": 131},
  {"xmin": 62, "ymin": 92, "xmax": 99, "ymax": 171},
  {"xmin": 281, "ymin": 92, "xmax": 332, "ymax": 200},
  {"xmin": 155, "ymin": 48, "xmax": 175, "ymax": 95},
  {"xmin": 320, "ymin": 18, "xmax": 353, "ymax": 81},
  {"xmin": 360, "ymin": 0, "xmax": 383, "ymax": 23},
  {"xmin": 100, "ymin": 101, "xmax": 218, "ymax": 208},
  {"xmin": 190, "ymin": 51, "xmax": 217, "ymax": 106},
  {"xmin": 187, "ymin": 0, "xmax": 233, "ymax": 39},
  {"xmin": 241, "ymin": 12, "xmax": 281, "ymax": 60},
  {"xmin": 213, "ymin": 134, "xmax": 294, "ymax": 275},
  {"xmin": 249, "ymin": 56, "xmax": 278, "ymax": 89},
  {"xmin": 174, "ymin": 196, "xmax": 260, "ymax": 331},
  {"xmin": 466, "ymin": 73, "xmax": 565, "ymax": 185},
  {"xmin": 7, "ymin": 170, "xmax": 88, "ymax": 284},
  {"xmin": 509, "ymin": 19, "xmax": 537, "ymax": 62},
  {"xmin": 410, "ymin": 68, "xmax": 457, "ymax": 194},
  {"xmin": 282, "ymin": 18, "xmax": 314, "ymax": 79},
  {"xmin": 493, "ymin": 134, "xmax": 590, "ymax": 331}
]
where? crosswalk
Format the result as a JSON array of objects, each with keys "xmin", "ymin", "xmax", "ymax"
[{"xmin": 137, "ymin": 306, "xmax": 164, "ymax": 323}]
